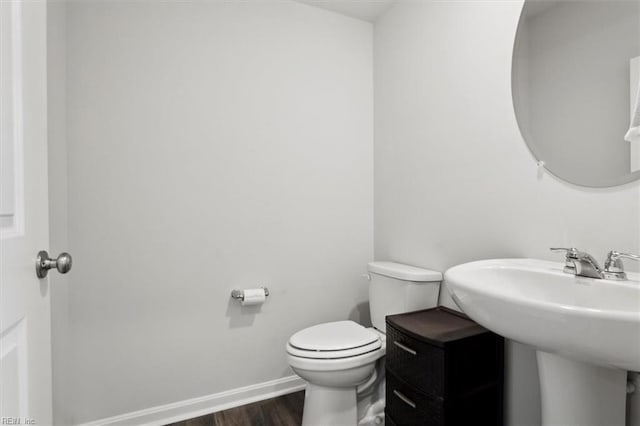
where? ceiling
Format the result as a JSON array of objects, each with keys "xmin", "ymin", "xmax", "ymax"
[{"xmin": 293, "ymin": 0, "xmax": 396, "ymax": 22}]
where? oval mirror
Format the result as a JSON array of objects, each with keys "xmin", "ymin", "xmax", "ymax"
[{"xmin": 512, "ymin": 1, "xmax": 640, "ymax": 187}]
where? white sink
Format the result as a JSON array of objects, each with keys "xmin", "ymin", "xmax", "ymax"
[
  {"xmin": 445, "ymin": 258, "xmax": 640, "ymax": 371},
  {"xmin": 445, "ymin": 258, "xmax": 640, "ymax": 426}
]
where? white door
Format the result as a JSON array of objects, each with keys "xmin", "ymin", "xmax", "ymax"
[{"xmin": 1, "ymin": 1, "xmax": 53, "ymax": 424}]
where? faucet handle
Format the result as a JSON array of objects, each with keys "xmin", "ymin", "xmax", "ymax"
[
  {"xmin": 603, "ymin": 251, "xmax": 640, "ymax": 280},
  {"xmin": 550, "ymin": 247, "xmax": 578, "ymax": 273},
  {"xmin": 550, "ymin": 247, "xmax": 578, "ymax": 257}
]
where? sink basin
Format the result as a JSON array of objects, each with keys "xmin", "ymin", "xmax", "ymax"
[
  {"xmin": 445, "ymin": 258, "xmax": 640, "ymax": 371},
  {"xmin": 445, "ymin": 258, "xmax": 640, "ymax": 426}
]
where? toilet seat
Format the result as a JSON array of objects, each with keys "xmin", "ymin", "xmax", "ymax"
[
  {"xmin": 287, "ymin": 340, "xmax": 381, "ymax": 360},
  {"xmin": 287, "ymin": 321, "xmax": 381, "ymax": 360},
  {"xmin": 286, "ymin": 344, "xmax": 384, "ymax": 372}
]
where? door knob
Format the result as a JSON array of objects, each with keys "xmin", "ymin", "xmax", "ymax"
[{"xmin": 35, "ymin": 250, "xmax": 72, "ymax": 279}]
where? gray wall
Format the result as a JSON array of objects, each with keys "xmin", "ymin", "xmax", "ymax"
[
  {"xmin": 59, "ymin": 2, "xmax": 373, "ymax": 422},
  {"xmin": 374, "ymin": 1, "xmax": 640, "ymax": 425}
]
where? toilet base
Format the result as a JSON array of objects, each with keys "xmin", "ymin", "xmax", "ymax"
[{"xmin": 302, "ymin": 384, "xmax": 357, "ymax": 426}]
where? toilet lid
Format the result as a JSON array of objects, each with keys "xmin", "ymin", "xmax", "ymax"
[{"xmin": 288, "ymin": 321, "xmax": 380, "ymax": 352}]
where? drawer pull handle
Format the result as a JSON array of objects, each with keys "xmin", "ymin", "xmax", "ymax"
[
  {"xmin": 393, "ymin": 390, "xmax": 416, "ymax": 409},
  {"xmin": 394, "ymin": 341, "xmax": 417, "ymax": 355}
]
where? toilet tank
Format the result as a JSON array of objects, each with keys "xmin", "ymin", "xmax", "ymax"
[{"xmin": 367, "ymin": 261, "xmax": 443, "ymax": 333}]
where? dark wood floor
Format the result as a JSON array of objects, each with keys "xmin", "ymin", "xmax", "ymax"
[{"xmin": 166, "ymin": 391, "xmax": 304, "ymax": 426}]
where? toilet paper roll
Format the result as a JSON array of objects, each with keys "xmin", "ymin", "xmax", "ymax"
[{"xmin": 241, "ymin": 288, "xmax": 266, "ymax": 306}]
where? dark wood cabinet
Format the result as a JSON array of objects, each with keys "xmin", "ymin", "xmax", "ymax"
[{"xmin": 385, "ymin": 307, "xmax": 504, "ymax": 426}]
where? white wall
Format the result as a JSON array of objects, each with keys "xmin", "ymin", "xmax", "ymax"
[
  {"xmin": 374, "ymin": 2, "xmax": 640, "ymax": 426},
  {"xmin": 47, "ymin": 2, "xmax": 71, "ymax": 425},
  {"xmin": 61, "ymin": 2, "xmax": 373, "ymax": 423}
]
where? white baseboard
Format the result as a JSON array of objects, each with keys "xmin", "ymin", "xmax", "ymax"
[{"xmin": 77, "ymin": 375, "xmax": 306, "ymax": 426}]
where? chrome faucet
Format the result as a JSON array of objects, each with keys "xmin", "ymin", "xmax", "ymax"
[
  {"xmin": 550, "ymin": 247, "xmax": 603, "ymax": 279},
  {"xmin": 550, "ymin": 248, "xmax": 640, "ymax": 281}
]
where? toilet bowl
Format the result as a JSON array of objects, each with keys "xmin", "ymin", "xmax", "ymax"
[
  {"xmin": 286, "ymin": 321, "xmax": 386, "ymax": 426},
  {"xmin": 286, "ymin": 262, "xmax": 443, "ymax": 426}
]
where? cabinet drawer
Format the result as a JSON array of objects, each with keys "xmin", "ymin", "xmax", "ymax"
[
  {"xmin": 385, "ymin": 369, "xmax": 444, "ymax": 426},
  {"xmin": 386, "ymin": 370, "xmax": 503, "ymax": 426},
  {"xmin": 386, "ymin": 323, "xmax": 446, "ymax": 397},
  {"xmin": 387, "ymin": 320, "xmax": 504, "ymax": 399}
]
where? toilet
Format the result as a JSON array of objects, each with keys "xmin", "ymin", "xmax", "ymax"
[{"xmin": 286, "ymin": 261, "xmax": 442, "ymax": 426}]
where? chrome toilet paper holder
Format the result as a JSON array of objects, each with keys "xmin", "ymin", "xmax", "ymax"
[{"xmin": 230, "ymin": 287, "xmax": 269, "ymax": 302}]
